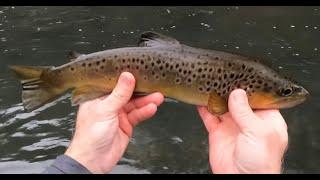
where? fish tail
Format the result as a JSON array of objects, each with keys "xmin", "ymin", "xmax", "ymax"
[{"xmin": 9, "ymin": 65, "xmax": 62, "ymax": 111}]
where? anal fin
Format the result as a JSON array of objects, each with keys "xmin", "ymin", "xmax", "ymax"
[
  {"xmin": 71, "ymin": 85, "xmax": 110, "ymax": 105},
  {"xmin": 207, "ymin": 91, "xmax": 228, "ymax": 116}
]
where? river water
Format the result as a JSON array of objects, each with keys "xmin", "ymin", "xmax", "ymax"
[{"xmin": 0, "ymin": 6, "xmax": 319, "ymax": 173}]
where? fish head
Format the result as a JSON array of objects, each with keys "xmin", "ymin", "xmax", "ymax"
[
  {"xmin": 247, "ymin": 78, "xmax": 309, "ymax": 110},
  {"xmin": 272, "ymin": 80, "xmax": 309, "ymax": 108}
]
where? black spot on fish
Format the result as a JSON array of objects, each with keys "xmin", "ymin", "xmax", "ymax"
[
  {"xmin": 230, "ymin": 73, "xmax": 234, "ymax": 79},
  {"xmin": 198, "ymin": 68, "xmax": 202, "ymax": 73},
  {"xmin": 165, "ymin": 63, "xmax": 169, "ymax": 68},
  {"xmin": 159, "ymin": 66, "xmax": 163, "ymax": 71},
  {"xmin": 242, "ymin": 64, "xmax": 246, "ymax": 70},
  {"xmin": 70, "ymin": 67, "xmax": 74, "ymax": 71},
  {"xmin": 122, "ymin": 59, "xmax": 126, "ymax": 63},
  {"xmin": 191, "ymin": 64, "xmax": 195, "ymax": 68},
  {"xmin": 239, "ymin": 73, "xmax": 244, "ymax": 79},
  {"xmin": 82, "ymin": 63, "xmax": 86, "ymax": 67},
  {"xmin": 209, "ymin": 68, "xmax": 213, "ymax": 72},
  {"xmin": 217, "ymin": 68, "xmax": 221, "ymax": 73},
  {"xmin": 215, "ymin": 57, "xmax": 219, "ymax": 60},
  {"xmin": 102, "ymin": 59, "xmax": 106, "ymax": 63},
  {"xmin": 100, "ymin": 66, "xmax": 104, "ymax": 70},
  {"xmin": 175, "ymin": 78, "xmax": 181, "ymax": 84},
  {"xmin": 88, "ymin": 63, "xmax": 92, "ymax": 67},
  {"xmin": 228, "ymin": 63, "xmax": 232, "ymax": 67},
  {"xmin": 213, "ymin": 82, "xmax": 218, "ymax": 87}
]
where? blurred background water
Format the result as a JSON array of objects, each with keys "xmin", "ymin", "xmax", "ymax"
[{"xmin": 0, "ymin": 6, "xmax": 319, "ymax": 174}]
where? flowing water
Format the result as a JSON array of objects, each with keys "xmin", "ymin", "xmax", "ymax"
[{"xmin": 0, "ymin": 6, "xmax": 319, "ymax": 174}]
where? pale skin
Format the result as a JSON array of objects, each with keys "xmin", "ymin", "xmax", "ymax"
[{"xmin": 65, "ymin": 72, "xmax": 288, "ymax": 174}]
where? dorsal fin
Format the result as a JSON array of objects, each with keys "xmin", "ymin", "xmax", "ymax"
[
  {"xmin": 138, "ymin": 31, "xmax": 181, "ymax": 48},
  {"xmin": 67, "ymin": 51, "xmax": 84, "ymax": 61}
]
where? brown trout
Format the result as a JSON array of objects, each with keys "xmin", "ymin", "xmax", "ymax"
[{"xmin": 9, "ymin": 31, "xmax": 309, "ymax": 115}]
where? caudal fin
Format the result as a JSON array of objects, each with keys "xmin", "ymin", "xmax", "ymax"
[{"xmin": 9, "ymin": 65, "xmax": 62, "ymax": 111}]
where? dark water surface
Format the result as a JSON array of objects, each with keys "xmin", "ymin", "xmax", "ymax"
[{"xmin": 0, "ymin": 6, "xmax": 319, "ymax": 174}]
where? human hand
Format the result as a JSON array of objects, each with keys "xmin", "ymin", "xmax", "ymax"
[
  {"xmin": 65, "ymin": 72, "xmax": 164, "ymax": 174},
  {"xmin": 197, "ymin": 89, "xmax": 288, "ymax": 174}
]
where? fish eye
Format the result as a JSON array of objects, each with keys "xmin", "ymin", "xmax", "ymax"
[{"xmin": 281, "ymin": 87, "xmax": 293, "ymax": 97}]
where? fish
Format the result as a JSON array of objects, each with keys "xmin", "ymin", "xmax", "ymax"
[{"xmin": 9, "ymin": 31, "xmax": 309, "ymax": 115}]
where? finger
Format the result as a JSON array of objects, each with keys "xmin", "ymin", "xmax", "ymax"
[
  {"xmin": 102, "ymin": 72, "xmax": 136, "ymax": 112},
  {"xmin": 127, "ymin": 103, "xmax": 157, "ymax": 127},
  {"xmin": 228, "ymin": 89, "xmax": 257, "ymax": 131},
  {"xmin": 197, "ymin": 106, "xmax": 220, "ymax": 133},
  {"xmin": 118, "ymin": 110, "xmax": 134, "ymax": 137},
  {"xmin": 255, "ymin": 109, "xmax": 287, "ymax": 130},
  {"xmin": 255, "ymin": 109, "xmax": 288, "ymax": 144},
  {"xmin": 123, "ymin": 92, "xmax": 164, "ymax": 112}
]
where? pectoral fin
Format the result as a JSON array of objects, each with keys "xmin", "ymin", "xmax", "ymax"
[
  {"xmin": 207, "ymin": 91, "xmax": 228, "ymax": 116},
  {"xmin": 71, "ymin": 85, "xmax": 110, "ymax": 105}
]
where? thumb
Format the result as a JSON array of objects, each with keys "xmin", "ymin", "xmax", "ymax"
[
  {"xmin": 103, "ymin": 72, "xmax": 136, "ymax": 112},
  {"xmin": 228, "ymin": 89, "xmax": 257, "ymax": 131}
]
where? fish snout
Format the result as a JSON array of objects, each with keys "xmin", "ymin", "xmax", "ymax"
[{"xmin": 295, "ymin": 86, "xmax": 309, "ymax": 97}]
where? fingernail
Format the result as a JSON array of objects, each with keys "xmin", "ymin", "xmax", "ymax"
[
  {"xmin": 120, "ymin": 72, "xmax": 134, "ymax": 85},
  {"xmin": 232, "ymin": 89, "xmax": 247, "ymax": 103}
]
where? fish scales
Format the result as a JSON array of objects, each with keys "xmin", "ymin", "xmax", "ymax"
[{"xmin": 9, "ymin": 31, "xmax": 309, "ymax": 115}]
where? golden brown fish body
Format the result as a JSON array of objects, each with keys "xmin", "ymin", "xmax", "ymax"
[{"xmin": 10, "ymin": 32, "xmax": 309, "ymax": 115}]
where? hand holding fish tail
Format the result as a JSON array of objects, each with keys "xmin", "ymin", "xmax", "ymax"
[
  {"xmin": 65, "ymin": 72, "xmax": 164, "ymax": 174},
  {"xmin": 197, "ymin": 89, "xmax": 288, "ymax": 174}
]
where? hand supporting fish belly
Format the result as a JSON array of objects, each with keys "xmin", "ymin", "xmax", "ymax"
[{"xmin": 9, "ymin": 31, "xmax": 309, "ymax": 115}]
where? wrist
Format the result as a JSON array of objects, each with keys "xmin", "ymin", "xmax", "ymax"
[{"xmin": 65, "ymin": 143, "xmax": 106, "ymax": 174}]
